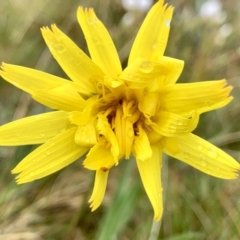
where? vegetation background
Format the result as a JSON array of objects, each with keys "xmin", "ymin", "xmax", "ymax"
[{"xmin": 0, "ymin": 0, "xmax": 240, "ymax": 239}]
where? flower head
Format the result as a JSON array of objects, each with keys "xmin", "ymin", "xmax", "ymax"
[{"xmin": 0, "ymin": 0, "xmax": 239, "ymax": 221}]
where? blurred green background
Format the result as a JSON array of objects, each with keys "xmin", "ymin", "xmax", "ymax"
[{"xmin": 0, "ymin": 0, "xmax": 240, "ymax": 239}]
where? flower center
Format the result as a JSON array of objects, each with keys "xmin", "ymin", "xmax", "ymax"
[{"xmin": 104, "ymin": 98, "xmax": 141, "ymax": 159}]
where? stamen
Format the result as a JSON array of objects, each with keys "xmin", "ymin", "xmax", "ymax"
[
  {"xmin": 104, "ymin": 106, "xmax": 115, "ymax": 117},
  {"xmin": 123, "ymin": 99, "xmax": 137, "ymax": 118}
]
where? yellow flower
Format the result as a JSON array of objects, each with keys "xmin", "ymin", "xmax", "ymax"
[{"xmin": 0, "ymin": 0, "xmax": 239, "ymax": 221}]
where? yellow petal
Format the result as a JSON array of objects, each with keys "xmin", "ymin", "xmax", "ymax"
[
  {"xmin": 33, "ymin": 84, "xmax": 88, "ymax": 112},
  {"xmin": 162, "ymin": 80, "xmax": 233, "ymax": 114},
  {"xmin": 200, "ymin": 97, "xmax": 233, "ymax": 113},
  {"xmin": 145, "ymin": 57, "xmax": 184, "ymax": 92},
  {"xmin": 114, "ymin": 104, "xmax": 138, "ymax": 159},
  {"xmin": 157, "ymin": 56, "xmax": 184, "ymax": 85},
  {"xmin": 41, "ymin": 25, "xmax": 103, "ymax": 96},
  {"xmin": 136, "ymin": 144, "xmax": 163, "ymax": 221},
  {"xmin": 12, "ymin": 127, "xmax": 89, "ymax": 184},
  {"xmin": 83, "ymin": 140, "xmax": 116, "ymax": 170},
  {"xmin": 75, "ymin": 124, "xmax": 97, "ymax": 147},
  {"xmin": 89, "ymin": 169, "xmax": 109, "ymax": 211},
  {"xmin": 119, "ymin": 58, "xmax": 164, "ymax": 89},
  {"xmin": 128, "ymin": 0, "xmax": 173, "ymax": 64},
  {"xmin": 149, "ymin": 111, "xmax": 199, "ymax": 137},
  {"xmin": 156, "ymin": 56, "xmax": 184, "ymax": 87},
  {"xmin": 97, "ymin": 114, "xmax": 119, "ymax": 159},
  {"xmin": 162, "ymin": 136, "xmax": 179, "ymax": 154},
  {"xmin": 69, "ymin": 108, "xmax": 95, "ymax": 126},
  {"xmin": 104, "ymin": 76, "xmax": 124, "ymax": 89},
  {"xmin": 138, "ymin": 92, "xmax": 160, "ymax": 117},
  {"xmin": 163, "ymin": 133, "xmax": 240, "ymax": 179},
  {"xmin": 0, "ymin": 63, "xmax": 75, "ymax": 94},
  {"xmin": 0, "ymin": 111, "xmax": 71, "ymax": 145},
  {"xmin": 77, "ymin": 7, "xmax": 122, "ymax": 77},
  {"xmin": 133, "ymin": 126, "xmax": 152, "ymax": 161},
  {"xmin": 148, "ymin": 129, "xmax": 163, "ymax": 144}
]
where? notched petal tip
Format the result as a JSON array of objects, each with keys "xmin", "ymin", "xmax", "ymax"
[
  {"xmin": 233, "ymin": 162, "xmax": 240, "ymax": 173},
  {"xmin": 221, "ymin": 78, "xmax": 227, "ymax": 86},
  {"xmin": 232, "ymin": 171, "xmax": 240, "ymax": 179},
  {"xmin": 16, "ymin": 180, "xmax": 26, "ymax": 185},
  {"xmin": 77, "ymin": 6, "xmax": 85, "ymax": 19},
  {"xmin": 1, "ymin": 62, "xmax": 11, "ymax": 71},
  {"xmin": 40, "ymin": 26, "xmax": 51, "ymax": 34},
  {"xmin": 77, "ymin": 6, "xmax": 95, "ymax": 20},
  {"xmin": 225, "ymin": 85, "xmax": 233, "ymax": 96},
  {"xmin": 11, "ymin": 168, "xmax": 19, "ymax": 174}
]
